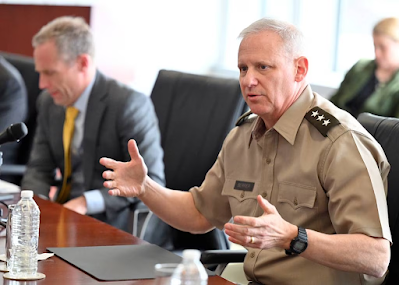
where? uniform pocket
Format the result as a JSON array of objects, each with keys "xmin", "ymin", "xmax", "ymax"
[
  {"xmin": 222, "ymin": 178, "xmax": 260, "ymax": 217},
  {"xmin": 278, "ymin": 182, "xmax": 316, "ymax": 210}
]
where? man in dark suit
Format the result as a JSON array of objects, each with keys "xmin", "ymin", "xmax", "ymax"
[
  {"xmin": 21, "ymin": 16, "xmax": 165, "ymax": 232},
  {"xmin": 0, "ymin": 56, "xmax": 28, "ymax": 177}
]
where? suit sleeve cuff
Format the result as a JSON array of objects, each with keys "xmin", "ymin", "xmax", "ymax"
[{"xmin": 84, "ymin": 190, "xmax": 105, "ymax": 215}]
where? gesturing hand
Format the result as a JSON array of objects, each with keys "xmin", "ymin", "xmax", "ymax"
[
  {"xmin": 224, "ymin": 195, "xmax": 296, "ymax": 249},
  {"xmin": 100, "ymin": 139, "xmax": 148, "ymax": 197}
]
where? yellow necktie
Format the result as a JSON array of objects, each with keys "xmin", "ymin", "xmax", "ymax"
[{"xmin": 57, "ymin": 106, "xmax": 79, "ymax": 204}]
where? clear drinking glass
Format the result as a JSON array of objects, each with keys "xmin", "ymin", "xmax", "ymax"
[{"xmin": 154, "ymin": 263, "xmax": 179, "ymax": 285}]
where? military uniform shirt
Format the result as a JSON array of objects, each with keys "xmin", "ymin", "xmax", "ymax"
[{"xmin": 190, "ymin": 85, "xmax": 391, "ymax": 285}]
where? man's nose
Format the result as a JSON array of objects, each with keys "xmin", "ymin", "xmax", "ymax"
[
  {"xmin": 38, "ymin": 75, "xmax": 48, "ymax": 90},
  {"xmin": 243, "ymin": 70, "xmax": 258, "ymax": 87}
]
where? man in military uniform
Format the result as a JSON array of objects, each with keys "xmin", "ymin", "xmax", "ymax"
[{"xmin": 100, "ymin": 18, "xmax": 391, "ymax": 284}]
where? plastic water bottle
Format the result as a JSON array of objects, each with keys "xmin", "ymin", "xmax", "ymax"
[
  {"xmin": 171, "ymin": 249, "xmax": 208, "ymax": 285},
  {"xmin": 9, "ymin": 190, "xmax": 40, "ymax": 277}
]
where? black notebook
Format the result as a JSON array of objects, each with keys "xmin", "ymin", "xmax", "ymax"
[{"xmin": 47, "ymin": 244, "xmax": 183, "ymax": 281}]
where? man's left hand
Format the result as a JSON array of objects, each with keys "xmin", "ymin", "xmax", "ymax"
[
  {"xmin": 63, "ymin": 196, "xmax": 88, "ymax": 215},
  {"xmin": 224, "ymin": 195, "xmax": 297, "ymax": 249}
]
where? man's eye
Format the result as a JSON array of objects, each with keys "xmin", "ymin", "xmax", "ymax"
[
  {"xmin": 44, "ymin": 71, "xmax": 55, "ymax": 76},
  {"xmin": 260, "ymin": 65, "xmax": 268, "ymax": 70},
  {"xmin": 239, "ymin": 67, "xmax": 248, "ymax": 72}
]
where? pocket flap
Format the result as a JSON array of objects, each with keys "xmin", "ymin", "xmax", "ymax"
[
  {"xmin": 222, "ymin": 178, "xmax": 258, "ymax": 202},
  {"xmin": 278, "ymin": 182, "xmax": 316, "ymax": 209}
]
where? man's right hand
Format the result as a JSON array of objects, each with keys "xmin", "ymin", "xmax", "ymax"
[{"xmin": 100, "ymin": 139, "xmax": 148, "ymax": 197}]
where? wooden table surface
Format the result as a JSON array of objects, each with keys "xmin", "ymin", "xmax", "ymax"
[{"xmin": 0, "ymin": 196, "xmax": 234, "ymax": 285}]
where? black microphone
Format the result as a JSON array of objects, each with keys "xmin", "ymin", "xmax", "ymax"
[{"xmin": 0, "ymin": 123, "xmax": 28, "ymax": 145}]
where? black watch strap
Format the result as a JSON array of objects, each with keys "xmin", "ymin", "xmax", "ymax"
[{"xmin": 285, "ymin": 226, "xmax": 308, "ymax": 255}]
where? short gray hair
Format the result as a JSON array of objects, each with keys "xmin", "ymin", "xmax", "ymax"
[
  {"xmin": 239, "ymin": 18, "xmax": 306, "ymax": 58},
  {"xmin": 32, "ymin": 16, "xmax": 94, "ymax": 63}
]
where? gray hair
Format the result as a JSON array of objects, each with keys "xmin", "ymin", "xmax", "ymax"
[
  {"xmin": 32, "ymin": 16, "xmax": 94, "ymax": 64},
  {"xmin": 239, "ymin": 18, "xmax": 306, "ymax": 58}
]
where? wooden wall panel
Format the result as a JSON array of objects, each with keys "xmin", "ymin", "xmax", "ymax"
[{"xmin": 0, "ymin": 4, "xmax": 91, "ymax": 57}]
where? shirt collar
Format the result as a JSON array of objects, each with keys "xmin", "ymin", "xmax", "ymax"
[
  {"xmin": 249, "ymin": 85, "xmax": 314, "ymax": 146},
  {"xmin": 73, "ymin": 73, "xmax": 96, "ymax": 113}
]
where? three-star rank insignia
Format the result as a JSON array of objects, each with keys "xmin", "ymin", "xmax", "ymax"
[{"xmin": 304, "ymin": 107, "xmax": 341, "ymax": 137}]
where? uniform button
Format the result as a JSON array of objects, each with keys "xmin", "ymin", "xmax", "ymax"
[
  {"xmin": 250, "ymin": 252, "xmax": 255, "ymax": 258},
  {"xmin": 240, "ymin": 192, "xmax": 245, "ymax": 198},
  {"xmin": 266, "ymin": 158, "xmax": 271, "ymax": 164},
  {"xmin": 261, "ymin": 192, "xmax": 267, "ymax": 198},
  {"xmin": 294, "ymin": 197, "xmax": 298, "ymax": 206}
]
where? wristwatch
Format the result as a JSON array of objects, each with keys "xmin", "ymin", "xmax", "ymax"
[{"xmin": 285, "ymin": 226, "xmax": 308, "ymax": 255}]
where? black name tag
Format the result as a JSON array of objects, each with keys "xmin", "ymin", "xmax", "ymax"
[{"xmin": 234, "ymin": 181, "xmax": 255, "ymax": 191}]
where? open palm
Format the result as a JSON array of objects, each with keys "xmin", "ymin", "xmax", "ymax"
[{"xmin": 100, "ymin": 139, "xmax": 148, "ymax": 197}]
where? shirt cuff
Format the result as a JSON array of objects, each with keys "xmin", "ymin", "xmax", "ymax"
[{"xmin": 84, "ymin": 190, "xmax": 105, "ymax": 215}]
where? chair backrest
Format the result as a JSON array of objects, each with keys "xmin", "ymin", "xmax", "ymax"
[
  {"xmin": 0, "ymin": 51, "xmax": 42, "ymax": 183},
  {"xmin": 143, "ymin": 69, "xmax": 248, "ymax": 251},
  {"xmin": 357, "ymin": 112, "xmax": 399, "ymax": 285}
]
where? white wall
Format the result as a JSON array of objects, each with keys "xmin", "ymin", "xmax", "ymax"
[
  {"xmin": 1, "ymin": 0, "xmax": 225, "ymax": 95},
  {"xmin": 91, "ymin": 0, "xmax": 224, "ymax": 95}
]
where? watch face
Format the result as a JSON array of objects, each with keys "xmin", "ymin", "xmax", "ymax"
[{"xmin": 293, "ymin": 241, "xmax": 307, "ymax": 252}]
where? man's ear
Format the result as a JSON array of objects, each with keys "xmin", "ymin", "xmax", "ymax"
[
  {"xmin": 76, "ymin": 54, "xmax": 90, "ymax": 72},
  {"xmin": 295, "ymin": 56, "xmax": 308, "ymax": 82}
]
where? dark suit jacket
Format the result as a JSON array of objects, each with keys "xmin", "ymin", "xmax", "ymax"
[
  {"xmin": 0, "ymin": 56, "xmax": 28, "ymax": 171},
  {"xmin": 21, "ymin": 71, "xmax": 165, "ymax": 231}
]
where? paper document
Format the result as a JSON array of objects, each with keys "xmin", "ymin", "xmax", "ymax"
[{"xmin": 0, "ymin": 180, "xmax": 20, "ymax": 194}]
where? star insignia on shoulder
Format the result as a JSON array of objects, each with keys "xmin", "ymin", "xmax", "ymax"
[
  {"xmin": 322, "ymin": 119, "xmax": 330, "ymax": 126},
  {"xmin": 305, "ymin": 107, "xmax": 341, "ymax": 137},
  {"xmin": 311, "ymin": 110, "xmax": 319, "ymax": 117}
]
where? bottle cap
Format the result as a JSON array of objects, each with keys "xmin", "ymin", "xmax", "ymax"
[
  {"xmin": 182, "ymin": 249, "xmax": 201, "ymax": 260},
  {"xmin": 21, "ymin": 190, "xmax": 34, "ymax": 198}
]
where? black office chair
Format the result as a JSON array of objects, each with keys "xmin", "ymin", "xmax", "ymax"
[
  {"xmin": 137, "ymin": 69, "xmax": 248, "ymax": 253},
  {"xmin": 0, "ymin": 52, "xmax": 42, "ymax": 185},
  {"xmin": 357, "ymin": 112, "xmax": 399, "ymax": 285}
]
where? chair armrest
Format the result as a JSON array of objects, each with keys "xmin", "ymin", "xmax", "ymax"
[
  {"xmin": 201, "ymin": 249, "xmax": 247, "ymax": 276},
  {"xmin": 0, "ymin": 164, "xmax": 26, "ymax": 175},
  {"xmin": 129, "ymin": 200, "xmax": 151, "ymax": 237},
  {"xmin": 201, "ymin": 249, "xmax": 247, "ymax": 264}
]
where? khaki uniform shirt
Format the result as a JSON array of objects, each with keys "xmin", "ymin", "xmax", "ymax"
[{"xmin": 190, "ymin": 85, "xmax": 391, "ymax": 285}]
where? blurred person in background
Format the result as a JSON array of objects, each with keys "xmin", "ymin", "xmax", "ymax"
[
  {"xmin": 21, "ymin": 16, "xmax": 165, "ymax": 232},
  {"xmin": 330, "ymin": 17, "xmax": 399, "ymax": 118},
  {"xmin": 0, "ymin": 56, "xmax": 27, "ymax": 181}
]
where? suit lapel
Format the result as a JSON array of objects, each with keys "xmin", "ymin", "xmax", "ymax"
[{"xmin": 83, "ymin": 71, "xmax": 107, "ymax": 189}]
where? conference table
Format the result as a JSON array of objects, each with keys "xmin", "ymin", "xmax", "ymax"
[{"xmin": 0, "ymin": 195, "xmax": 234, "ymax": 285}]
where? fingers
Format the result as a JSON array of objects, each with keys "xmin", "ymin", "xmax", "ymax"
[
  {"xmin": 99, "ymin": 157, "xmax": 117, "ymax": 169},
  {"xmin": 227, "ymin": 196, "xmax": 276, "ymax": 227},
  {"xmin": 257, "ymin": 195, "xmax": 276, "ymax": 215},
  {"xmin": 127, "ymin": 139, "xmax": 140, "ymax": 161},
  {"xmin": 103, "ymin": 180, "xmax": 113, "ymax": 189},
  {"xmin": 102, "ymin": 170, "xmax": 114, "ymax": 180},
  {"xmin": 225, "ymin": 227, "xmax": 257, "ymax": 247},
  {"xmin": 233, "ymin": 215, "xmax": 259, "ymax": 227},
  {"xmin": 108, "ymin": 189, "xmax": 121, "ymax": 196},
  {"xmin": 225, "ymin": 222, "xmax": 253, "ymax": 236},
  {"xmin": 228, "ymin": 236, "xmax": 251, "ymax": 247}
]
